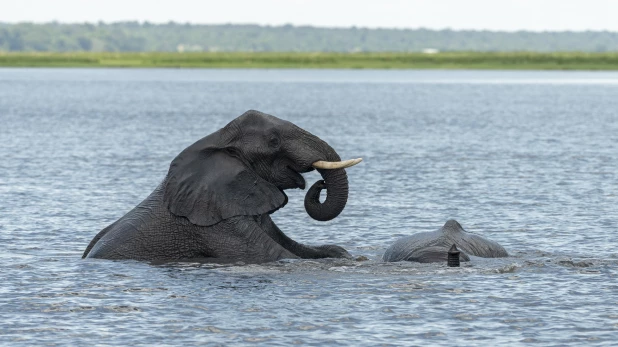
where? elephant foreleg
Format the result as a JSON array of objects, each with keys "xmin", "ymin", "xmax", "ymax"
[
  {"xmin": 214, "ymin": 216, "xmax": 300, "ymax": 263},
  {"xmin": 256, "ymin": 215, "xmax": 351, "ymax": 259}
]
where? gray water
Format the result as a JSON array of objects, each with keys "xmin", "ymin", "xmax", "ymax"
[{"xmin": 1, "ymin": 68, "xmax": 617, "ymax": 346}]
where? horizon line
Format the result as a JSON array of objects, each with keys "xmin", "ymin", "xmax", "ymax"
[{"xmin": 1, "ymin": 21, "xmax": 617, "ymax": 34}]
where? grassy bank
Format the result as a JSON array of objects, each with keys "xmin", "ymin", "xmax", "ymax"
[{"xmin": 1, "ymin": 52, "xmax": 618, "ymax": 70}]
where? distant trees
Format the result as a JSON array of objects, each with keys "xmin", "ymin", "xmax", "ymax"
[
  {"xmin": 0, "ymin": 22, "xmax": 617, "ymax": 52},
  {"xmin": 77, "ymin": 37, "xmax": 92, "ymax": 51}
]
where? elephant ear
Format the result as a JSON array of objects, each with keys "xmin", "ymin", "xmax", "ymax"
[{"xmin": 163, "ymin": 149, "xmax": 287, "ymax": 226}]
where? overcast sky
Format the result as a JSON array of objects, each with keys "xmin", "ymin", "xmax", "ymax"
[{"xmin": 2, "ymin": 0, "xmax": 618, "ymax": 32}]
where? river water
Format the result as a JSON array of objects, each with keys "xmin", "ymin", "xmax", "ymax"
[{"xmin": 1, "ymin": 68, "xmax": 617, "ymax": 346}]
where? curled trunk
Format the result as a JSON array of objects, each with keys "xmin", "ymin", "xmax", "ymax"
[{"xmin": 304, "ymin": 167, "xmax": 349, "ymax": 221}]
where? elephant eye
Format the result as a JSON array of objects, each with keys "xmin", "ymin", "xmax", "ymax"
[{"xmin": 269, "ymin": 137, "xmax": 280, "ymax": 148}]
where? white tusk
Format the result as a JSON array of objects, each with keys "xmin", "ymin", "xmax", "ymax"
[{"xmin": 312, "ymin": 158, "xmax": 363, "ymax": 170}]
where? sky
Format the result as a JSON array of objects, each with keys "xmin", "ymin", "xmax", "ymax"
[{"xmin": 2, "ymin": 0, "xmax": 618, "ymax": 32}]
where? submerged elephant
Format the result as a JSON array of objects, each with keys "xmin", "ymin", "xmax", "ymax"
[
  {"xmin": 383, "ymin": 220, "xmax": 508, "ymax": 263},
  {"xmin": 83, "ymin": 110, "xmax": 362, "ymax": 263}
]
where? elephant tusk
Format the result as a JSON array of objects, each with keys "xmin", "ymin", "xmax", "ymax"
[{"xmin": 312, "ymin": 158, "xmax": 363, "ymax": 170}]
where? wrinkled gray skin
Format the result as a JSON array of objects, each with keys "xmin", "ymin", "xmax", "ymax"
[
  {"xmin": 83, "ymin": 110, "xmax": 352, "ymax": 263},
  {"xmin": 383, "ymin": 220, "xmax": 508, "ymax": 263}
]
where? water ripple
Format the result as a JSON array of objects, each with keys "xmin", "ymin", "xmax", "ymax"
[{"xmin": 1, "ymin": 69, "xmax": 617, "ymax": 346}]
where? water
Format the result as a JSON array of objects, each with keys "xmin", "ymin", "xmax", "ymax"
[{"xmin": 1, "ymin": 68, "xmax": 617, "ymax": 346}]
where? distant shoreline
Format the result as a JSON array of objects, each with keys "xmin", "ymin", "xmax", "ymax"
[{"xmin": 1, "ymin": 52, "xmax": 618, "ymax": 70}]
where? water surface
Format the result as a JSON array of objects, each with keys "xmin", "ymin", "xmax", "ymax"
[{"xmin": 1, "ymin": 68, "xmax": 617, "ymax": 346}]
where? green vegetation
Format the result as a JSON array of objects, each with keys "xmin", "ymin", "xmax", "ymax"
[
  {"xmin": 1, "ymin": 52, "xmax": 617, "ymax": 70},
  {"xmin": 1, "ymin": 22, "xmax": 618, "ymax": 53}
]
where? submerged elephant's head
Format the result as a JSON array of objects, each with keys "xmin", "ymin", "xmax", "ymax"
[{"xmin": 163, "ymin": 110, "xmax": 361, "ymax": 226}]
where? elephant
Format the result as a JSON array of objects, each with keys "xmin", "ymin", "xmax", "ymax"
[
  {"xmin": 382, "ymin": 220, "xmax": 508, "ymax": 263},
  {"xmin": 82, "ymin": 110, "xmax": 362, "ymax": 263}
]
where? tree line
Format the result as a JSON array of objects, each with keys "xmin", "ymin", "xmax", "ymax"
[{"xmin": 1, "ymin": 22, "xmax": 617, "ymax": 52}]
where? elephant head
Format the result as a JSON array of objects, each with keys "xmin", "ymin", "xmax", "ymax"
[{"xmin": 163, "ymin": 110, "xmax": 361, "ymax": 226}]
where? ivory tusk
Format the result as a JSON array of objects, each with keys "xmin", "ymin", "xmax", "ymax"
[{"xmin": 312, "ymin": 158, "xmax": 363, "ymax": 170}]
